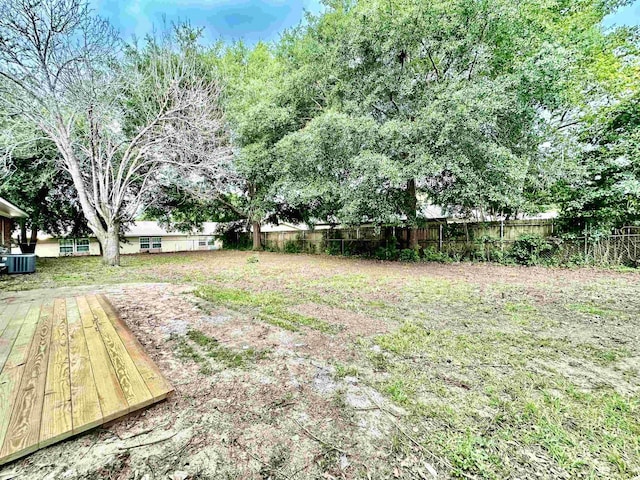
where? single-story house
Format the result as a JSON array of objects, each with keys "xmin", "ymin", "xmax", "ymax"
[
  {"xmin": 0, "ymin": 197, "xmax": 28, "ymax": 252},
  {"xmin": 25, "ymin": 221, "xmax": 222, "ymax": 258}
]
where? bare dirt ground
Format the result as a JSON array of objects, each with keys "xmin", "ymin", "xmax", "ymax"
[{"xmin": 1, "ymin": 251, "xmax": 639, "ymax": 479}]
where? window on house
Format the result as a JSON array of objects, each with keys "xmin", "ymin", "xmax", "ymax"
[
  {"xmin": 59, "ymin": 239, "xmax": 74, "ymax": 254},
  {"xmin": 76, "ymin": 238, "xmax": 90, "ymax": 253},
  {"xmin": 198, "ymin": 237, "xmax": 207, "ymax": 247},
  {"xmin": 152, "ymin": 237, "xmax": 162, "ymax": 249},
  {"xmin": 140, "ymin": 237, "xmax": 150, "ymax": 250}
]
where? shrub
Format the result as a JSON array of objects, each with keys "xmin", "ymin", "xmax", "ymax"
[
  {"xmin": 422, "ymin": 247, "xmax": 452, "ymax": 263},
  {"xmin": 489, "ymin": 249, "xmax": 512, "ymax": 265},
  {"xmin": 474, "ymin": 235, "xmax": 501, "ymax": 262},
  {"xmin": 284, "ymin": 240, "xmax": 302, "ymax": 254},
  {"xmin": 324, "ymin": 241, "xmax": 342, "ymax": 256},
  {"xmin": 263, "ymin": 243, "xmax": 280, "ymax": 252},
  {"xmin": 509, "ymin": 234, "xmax": 555, "ymax": 266},
  {"xmin": 246, "ymin": 254, "xmax": 259, "ymax": 264},
  {"xmin": 375, "ymin": 242, "xmax": 399, "ymax": 261},
  {"xmin": 220, "ymin": 231, "xmax": 252, "ymax": 250},
  {"xmin": 399, "ymin": 248, "xmax": 420, "ymax": 262}
]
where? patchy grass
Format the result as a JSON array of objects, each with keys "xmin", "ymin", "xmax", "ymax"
[
  {"xmin": 194, "ymin": 285, "xmax": 340, "ymax": 333},
  {"xmin": 174, "ymin": 329, "xmax": 268, "ymax": 373},
  {"xmin": 173, "ymin": 336, "xmax": 213, "ymax": 375},
  {"xmin": 567, "ymin": 302, "xmax": 613, "ymax": 317},
  {"xmin": 0, "ymin": 255, "xmax": 168, "ymax": 291},
  {"xmin": 334, "ymin": 363, "xmax": 360, "ymax": 379},
  {"xmin": 3, "ymin": 250, "xmax": 639, "ymax": 479},
  {"xmin": 368, "ymin": 318, "xmax": 639, "ymax": 478}
]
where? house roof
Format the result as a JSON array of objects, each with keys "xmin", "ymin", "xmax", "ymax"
[
  {"xmin": 123, "ymin": 221, "xmax": 219, "ymax": 237},
  {"xmin": 34, "ymin": 220, "xmax": 220, "ymax": 241},
  {"xmin": 0, "ymin": 197, "xmax": 28, "ymax": 218},
  {"xmin": 260, "ymin": 222, "xmax": 308, "ymax": 232}
]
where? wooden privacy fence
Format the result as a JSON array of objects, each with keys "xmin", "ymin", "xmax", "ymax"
[
  {"xmin": 252, "ymin": 221, "xmax": 639, "ymax": 266},
  {"xmin": 260, "ymin": 220, "xmax": 555, "ymax": 255}
]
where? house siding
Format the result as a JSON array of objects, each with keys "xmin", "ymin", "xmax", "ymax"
[{"xmin": 30, "ymin": 235, "xmax": 221, "ymax": 258}]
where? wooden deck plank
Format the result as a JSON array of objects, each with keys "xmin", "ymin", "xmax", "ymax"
[
  {"xmin": 0, "ymin": 303, "xmax": 16, "ymax": 337},
  {"xmin": 0, "ymin": 302, "xmax": 42, "ymax": 373},
  {"xmin": 0, "ymin": 303, "xmax": 30, "ymax": 372},
  {"xmin": 0, "ymin": 302, "xmax": 42, "ymax": 454},
  {"xmin": 0, "ymin": 300, "xmax": 53, "ymax": 463},
  {"xmin": 39, "ymin": 299, "xmax": 72, "ymax": 447},
  {"xmin": 66, "ymin": 297, "xmax": 103, "ymax": 434},
  {"xmin": 75, "ymin": 296, "xmax": 129, "ymax": 422},
  {"xmin": 85, "ymin": 295, "xmax": 154, "ymax": 408},
  {"xmin": 96, "ymin": 295, "xmax": 173, "ymax": 402},
  {"xmin": 0, "ymin": 295, "xmax": 173, "ymax": 466}
]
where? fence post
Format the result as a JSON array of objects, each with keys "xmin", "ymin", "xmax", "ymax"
[
  {"xmin": 584, "ymin": 235, "xmax": 588, "ymax": 260},
  {"xmin": 439, "ymin": 224, "xmax": 443, "ymax": 252},
  {"xmin": 500, "ymin": 220, "xmax": 505, "ymax": 251}
]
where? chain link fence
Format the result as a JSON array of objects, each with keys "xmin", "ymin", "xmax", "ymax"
[{"xmin": 542, "ymin": 232, "xmax": 640, "ymax": 267}]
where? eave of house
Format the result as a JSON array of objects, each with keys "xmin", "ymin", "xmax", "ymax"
[{"xmin": 0, "ymin": 197, "xmax": 28, "ymax": 218}]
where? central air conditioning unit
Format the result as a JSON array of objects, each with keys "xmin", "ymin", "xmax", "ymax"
[{"xmin": 2, "ymin": 254, "xmax": 36, "ymax": 274}]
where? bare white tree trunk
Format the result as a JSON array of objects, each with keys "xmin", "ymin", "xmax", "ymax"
[
  {"xmin": 102, "ymin": 223, "xmax": 120, "ymax": 266},
  {"xmin": 252, "ymin": 220, "xmax": 262, "ymax": 251}
]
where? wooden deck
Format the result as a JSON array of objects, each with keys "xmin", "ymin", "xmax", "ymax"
[{"xmin": 0, "ymin": 294, "xmax": 173, "ymax": 465}]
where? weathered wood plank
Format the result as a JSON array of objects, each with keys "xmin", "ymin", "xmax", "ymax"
[
  {"xmin": 39, "ymin": 299, "xmax": 72, "ymax": 447},
  {"xmin": 0, "ymin": 295, "xmax": 172, "ymax": 465},
  {"xmin": 96, "ymin": 294, "xmax": 173, "ymax": 402},
  {"xmin": 76, "ymin": 296, "xmax": 129, "ymax": 422},
  {"xmin": 66, "ymin": 297, "xmax": 103, "ymax": 434},
  {"xmin": 0, "ymin": 302, "xmax": 42, "ymax": 456},
  {"xmin": 0, "ymin": 303, "xmax": 32, "ymax": 372},
  {"xmin": 0, "ymin": 303, "xmax": 16, "ymax": 337},
  {"xmin": 0, "ymin": 300, "xmax": 53, "ymax": 463},
  {"xmin": 85, "ymin": 295, "xmax": 153, "ymax": 408},
  {"xmin": 1, "ymin": 302, "xmax": 43, "ymax": 374}
]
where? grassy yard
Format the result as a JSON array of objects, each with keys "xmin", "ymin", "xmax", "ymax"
[{"xmin": 1, "ymin": 251, "xmax": 639, "ymax": 479}]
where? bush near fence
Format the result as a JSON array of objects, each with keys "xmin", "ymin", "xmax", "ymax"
[{"xmin": 221, "ymin": 222, "xmax": 640, "ymax": 268}]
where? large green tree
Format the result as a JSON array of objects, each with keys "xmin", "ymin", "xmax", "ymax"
[
  {"xmin": 0, "ymin": 137, "xmax": 88, "ymax": 252},
  {"xmin": 557, "ymin": 91, "xmax": 640, "ymax": 235},
  {"xmin": 220, "ymin": 42, "xmax": 297, "ymax": 249},
  {"xmin": 270, "ymin": 0, "xmax": 634, "ymax": 246},
  {"xmin": 193, "ymin": 40, "xmax": 327, "ymax": 249},
  {"xmin": 141, "ymin": 41, "xmax": 309, "ymax": 248}
]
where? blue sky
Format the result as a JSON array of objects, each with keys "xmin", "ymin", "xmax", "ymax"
[
  {"xmin": 92, "ymin": 0, "xmax": 639, "ymax": 44},
  {"xmin": 603, "ymin": 0, "xmax": 640, "ymax": 27},
  {"xmin": 91, "ymin": 0, "xmax": 324, "ymax": 44}
]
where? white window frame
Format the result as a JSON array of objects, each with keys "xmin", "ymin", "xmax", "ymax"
[
  {"xmin": 198, "ymin": 237, "xmax": 207, "ymax": 247},
  {"xmin": 151, "ymin": 237, "xmax": 162, "ymax": 249},
  {"xmin": 59, "ymin": 239, "xmax": 74, "ymax": 255},
  {"xmin": 75, "ymin": 238, "xmax": 90, "ymax": 253},
  {"xmin": 139, "ymin": 237, "xmax": 150, "ymax": 250}
]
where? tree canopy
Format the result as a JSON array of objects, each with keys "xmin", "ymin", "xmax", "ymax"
[
  {"xmin": 1, "ymin": 0, "xmax": 638, "ymax": 257},
  {"xmin": 261, "ymin": 0, "xmax": 638, "ymax": 245},
  {"xmin": 0, "ymin": 134, "xmax": 88, "ymax": 251}
]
